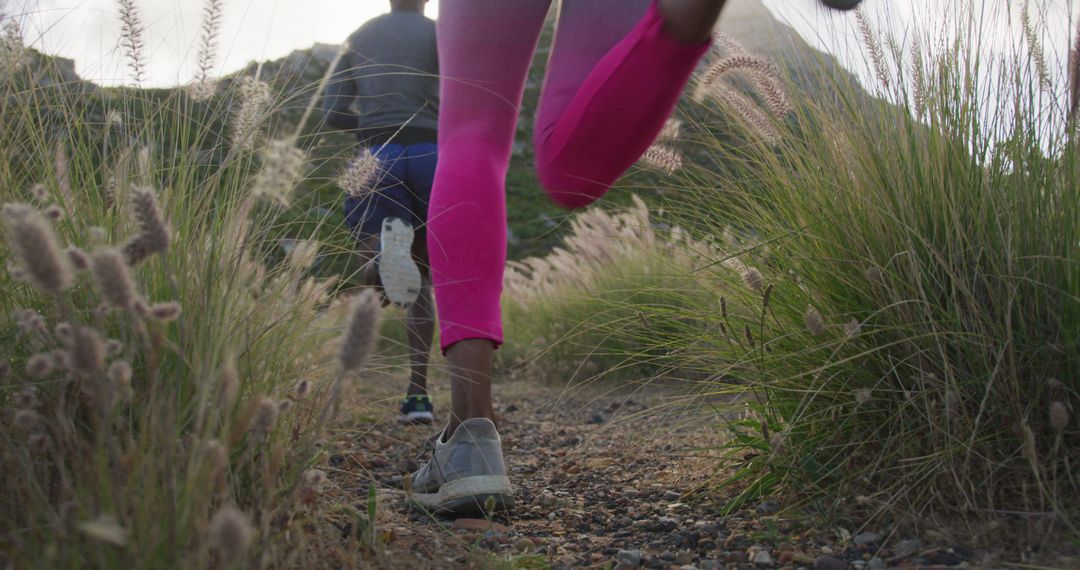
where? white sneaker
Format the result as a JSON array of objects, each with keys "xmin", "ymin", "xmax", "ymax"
[
  {"xmin": 407, "ymin": 418, "xmax": 514, "ymax": 516},
  {"xmin": 378, "ymin": 217, "xmax": 422, "ymax": 309}
]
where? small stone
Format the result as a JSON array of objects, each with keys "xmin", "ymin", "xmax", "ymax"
[
  {"xmin": 676, "ymin": 551, "xmax": 695, "ymax": 565},
  {"xmin": 752, "ymin": 550, "xmax": 774, "ymax": 566},
  {"xmin": 851, "ymin": 561, "xmax": 866, "ymax": 570},
  {"xmin": 453, "ymin": 518, "xmax": 510, "ymax": 533},
  {"xmin": 664, "ymin": 490, "xmax": 682, "ymax": 501},
  {"xmin": 815, "ymin": 555, "xmax": 849, "ymax": 570},
  {"xmin": 515, "ymin": 538, "xmax": 534, "ymax": 552},
  {"xmin": 538, "ymin": 491, "xmax": 558, "ymax": 509},
  {"xmin": 680, "ymin": 566, "xmax": 699, "ymax": 570},
  {"xmin": 728, "ymin": 551, "xmax": 748, "ymax": 563},
  {"xmin": 892, "ymin": 539, "xmax": 922, "ymax": 558},
  {"xmin": 867, "ymin": 557, "xmax": 886, "ymax": 570},
  {"xmin": 700, "ymin": 561, "xmax": 721, "ymax": 570},
  {"xmin": 853, "ymin": 532, "xmax": 882, "ymax": 547},
  {"xmin": 617, "ymin": 549, "xmax": 643, "ymax": 567},
  {"xmin": 755, "ymin": 501, "xmax": 780, "ymax": 515}
]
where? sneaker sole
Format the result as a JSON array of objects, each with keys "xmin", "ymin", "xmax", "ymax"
[
  {"xmin": 397, "ymin": 411, "xmax": 435, "ymax": 425},
  {"xmin": 379, "ymin": 218, "xmax": 422, "ymax": 309},
  {"xmin": 409, "ymin": 475, "xmax": 514, "ymax": 516}
]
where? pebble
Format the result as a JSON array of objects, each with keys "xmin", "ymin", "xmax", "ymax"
[
  {"xmin": 867, "ymin": 557, "xmax": 886, "ymax": 570},
  {"xmin": 452, "ymin": 519, "xmax": 510, "ymax": 533},
  {"xmin": 664, "ymin": 490, "xmax": 682, "ymax": 501},
  {"xmin": 538, "ymin": 492, "xmax": 558, "ymax": 509},
  {"xmin": 755, "ymin": 500, "xmax": 780, "ymax": 515},
  {"xmin": 893, "ymin": 539, "xmax": 923, "ymax": 558},
  {"xmin": 853, "ymin": 532, "xmax": 882, "ymax": 547},
  {"xmin": 617, "ymin": 549, "xmax": 643, "ymax": 567},
  {"xmin": 815, "ymin": 555, "xmax": 849, "ymax": 570},
  {"xmin": 752, "ymin": 550, "xmax": 774, "ymax": 566},
  {"xmin": 514, "ymin": 538, "xmax": 534, "ymax": 552},
  {"xmin": 676, "ymin": 551, "xmax": 695, "ymax": 565}
]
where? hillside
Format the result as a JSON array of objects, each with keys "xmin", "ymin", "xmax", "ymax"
[{"xmin": 12, "ymin": 0, "xmax": 881, "ymax": 267}]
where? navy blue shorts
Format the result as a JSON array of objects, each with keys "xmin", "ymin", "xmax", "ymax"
[{"xmin": 343, "ymin": 142, "xmax": 438, "ymax": 241}]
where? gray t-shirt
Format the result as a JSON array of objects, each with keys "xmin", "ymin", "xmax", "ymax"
[{"xmin": 322, "ymin": 11, "xmax": 439, "ymax": 137}]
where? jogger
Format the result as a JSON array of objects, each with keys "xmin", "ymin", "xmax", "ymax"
[{"xmin": 427, "ymin": 0, "xmax": 711, "ymax": 352}]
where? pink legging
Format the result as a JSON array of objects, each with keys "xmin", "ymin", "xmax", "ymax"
[{"xmin": 427, "ymin": 0, "xmax": 711, "ymax": 351}]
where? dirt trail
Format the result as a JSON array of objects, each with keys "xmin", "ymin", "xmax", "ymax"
[{"xmin": 317, "ymin": 376, "xmax": 996, "ymax": 569}]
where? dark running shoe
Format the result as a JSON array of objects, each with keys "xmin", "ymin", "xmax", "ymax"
[{"xmin": 398, "ymin": 394, "xmax": 435, "ymax": 425}]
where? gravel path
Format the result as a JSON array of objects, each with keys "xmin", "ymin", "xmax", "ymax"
[{"xmin": 314, "ymin": 375, "xmax": 1036, "ymax": 569}]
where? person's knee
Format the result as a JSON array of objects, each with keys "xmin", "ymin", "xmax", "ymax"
[{"xmin": 535, "ymin": 157, "xmax": 606, "ymax": 210}]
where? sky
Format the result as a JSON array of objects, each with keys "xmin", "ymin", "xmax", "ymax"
[
  {"xmin": 7, "ymin": 0, "xmax": 440, "ymax": 86},
  {"xmin": 4, "ymin": 0, "xmax": 1078, "ymax": 101}
]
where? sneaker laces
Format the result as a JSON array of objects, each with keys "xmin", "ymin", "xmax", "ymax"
[{"xmin": 415, "ymin": 429, "xmax": 443, "ymax": 463}]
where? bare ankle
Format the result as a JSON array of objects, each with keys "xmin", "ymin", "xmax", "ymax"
[{"xmin": 658, "ymin": 0, "xmax": 725, "ymax": 44}]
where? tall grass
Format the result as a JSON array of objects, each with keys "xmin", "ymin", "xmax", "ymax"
[
  {"xmin": 0, "ymin": 4, "xmax": 375, "ymax": 566},
  {"xmin": 497, "ymin": 196, "xmax": 719, "ymax": 385},
  {"xmin": 645, "ymin": 6, "xmax": 1079, "ymax": 537}
]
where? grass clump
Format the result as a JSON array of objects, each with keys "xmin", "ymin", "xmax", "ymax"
[
  {"xmin": 0, "ymin": 6, "xmax": 378, "ymax": 566},
  {"xmin": 498, "ymin": 196, "xmax": 719, "ymax": 384},
  {"xmin": 641, "ymin": 6, "xmax": 1078, "ymax": 538}
]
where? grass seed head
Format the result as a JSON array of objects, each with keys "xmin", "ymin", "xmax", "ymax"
[
  {"xmin": 641, "ymin": 144, "xmax": 683, "ymax": 175},
  {"xmin": 744, "ymin": 324, "xmax": 755, "ymax": 347},
  {"xmin": 1, "ymin": 17, "xmax": 25, "ymax": 74},
  {"xmin": 742, "ymin": 267, "xmax": 764, "ymax": 293},
  {"xmin": 78, "ymin": 514, "xmax": 129, "ymax": 546},
  {"xmin": 338, "ymin": 290, "xmax": 380, "ymax": 373},
  {"xmin": 844, "ymin": 318, "xmax": 862, "ymax": 337},
  {"xmin": 2, "ymin": 203, "xmax": 73, "ymax": 295},
  {"xmin": 248, "ymin": 397, "xmax": 279, "ymax": 436},
  {"xmin": 14, "ymin": 409, "xmax": 41, "ymax": 430},
  {"xmin": 216, "ymin": 358, "xmax": 239, "ymax": 410},
  {"xmin": 804, "ymin": 305, "xmax": 826, "ymax": 336},
  {"xmin": 108, "ymin": 360, "xmax": 132, "ymax": 387},
  {"xmin": 301, "ymin": 469, "xmax": 328, "ymax": 493},
  {"xmin": 293, "ymin": 379, "xmax": 312, "ymax": 400},
  {"xmin": 855, "ymin": 389, "xmax": 873, "ymax": 405},
  {"xmin": 208, "ymin": 506, "xmax": 254, "ymax": 565},
  {"xmin": 148, "ymin": 302, "xmax": 182, "ymax": 322},
  {"xmin": 1050, "ymin": 401, "xmax": 1069, "ymax": 433},
  {"xmin": 13, "ymin": 387, "xmax": 38, "ymax": 409},
  {"xmin": 91, "ymin": 248, "xmax": 139, "ymax": 310},
  {"xmin": 202, "ymin": 439, "xmax": 228, "ymax": 475},
  {"xmin": 66, "ymin": 247, "xmax": 91, "ymax": 272},
  {"xmin": 231, "ymin": 76, "xmax": 273, "ymax": 152},
  {"xmin": 105, "ymin": 339, "xmax": 124, "ymax": 357},
  {"xmin": 252, "ymin": 139, "xmax": 306, "ymax": 206},
  {"xmin": 338, "ymin": 147, "xmax": 382, "ymax": 198},
  {"xmin": 27, "ymin": 432, "xmax": 48, "ymax": 451},
  {"xmin": 65, "ymin": 326, "xmax": 106, "ymax": 377},
  {"xmin": 123, "ymin": 186, "xmax": 170, "ymax": 265},
  {"xmin": 26, "ymin": 354, "xmax": 54, "ymax": 378},
  {"xmin": 117, "ymin": 0, "xmax": 147, "ymax": 84}
]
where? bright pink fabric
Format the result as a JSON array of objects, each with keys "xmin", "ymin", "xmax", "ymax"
[{"xmin": 428, "ymin": 0, "xmax": 711, "ymax": 351}]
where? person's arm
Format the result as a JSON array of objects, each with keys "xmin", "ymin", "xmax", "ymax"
[{"xmin": 321, "ymin": 51, "xmax": 360, "ymax": 131}]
